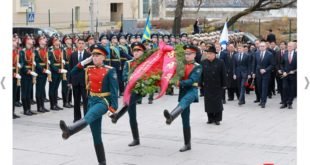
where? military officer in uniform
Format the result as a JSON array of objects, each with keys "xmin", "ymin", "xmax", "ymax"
[
  {"xmin": 118, "ymin": 33, "xmax": 133, "ymax": 96},
  {"xmin": 60, "ymin": 43, "xmax": 118, "ymax": 165},
  {"xmin": 19, "ymin": 36, "xmax": 38, "ymax": 116},
  {"xmin": 48, "ymin": 37, "xmax": 68, "ymax": 110},
  {"xmin": 110, "ymin": 42, "xmax": 146, "ymax": 146},
  {"xmin": 86, "ymin": 34, "xmax": 96, "ymax": 53},
  {"xmin": 62, "ymin": 35, "xmax": 74, "ymax": 108},
  {"xmin": 163, "ymin": 45, "xmax": 202, "ymax": 152},
  {"xmin": 13, "ymin": 36, "xmax": 21, "ymax": 119},
  {"xmin": 109, "ymin": 34, "xmax": 123, "ymax": 96},
  {"xmin": 34, "ymin": 34, "xmax": 51, "ymax": 113}
]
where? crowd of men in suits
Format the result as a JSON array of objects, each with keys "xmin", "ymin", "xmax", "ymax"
[{"xmin": 12, "ymin": 30, "xmax": 297, "ymax": 121}]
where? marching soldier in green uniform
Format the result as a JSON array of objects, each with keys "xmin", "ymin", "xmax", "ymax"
[
  {"xmin": 62, "ymin": 35, "xmax": 74, "ymax": 108},
  {"xmin": 34, "ymin": 34, "xmax": 51, "ymax": 113},
  {"xmin": 48, "ymin": 36, "xmax": 68, "ymax": 110},
  {"xmin": 60, "ymin": 43, "xmax": 119, "ymax": 165},
  {"xmin": 163, "ymin": 45, "xmax": 202, "ymax": 152},
  {"xmin": 19, "ymin": 36, "xmax": 38, "ymax": 116},
  {"xmin": 111, "ymin": 42, "xmax": 146, "ymax": 146},
  {"xmin": 109, "ymin": 34, "xmax": 123, "ymax": 96}
]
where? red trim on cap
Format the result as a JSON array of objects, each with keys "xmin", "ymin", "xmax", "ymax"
[{"xmin": 92, "ymin": 49, "xmax": 107, "ymax": 56}]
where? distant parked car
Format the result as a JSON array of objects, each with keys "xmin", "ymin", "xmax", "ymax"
[{"xmin": 13, "ymin": 26, "xmax": 63, "ymax": 40}]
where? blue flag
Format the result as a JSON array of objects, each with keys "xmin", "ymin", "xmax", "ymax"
[{"xmin": 142, "ymin": 10, "xmax": 152, "ymax": 42}]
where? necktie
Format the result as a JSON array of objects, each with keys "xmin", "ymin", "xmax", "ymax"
[
  {"xmin": 238, "ymin": 53, "xmax": 241, "ymax": 62},
  {"xmin": 289, "ymin": 51, "xmax": 292, "ymax": 64},
  {"xmin": 79, "ymin": 52, "xmax": 82, "ymax": 62},
  {"xmin": 260, "ymin": 52, "xmax": 264, "ymax": 61}
]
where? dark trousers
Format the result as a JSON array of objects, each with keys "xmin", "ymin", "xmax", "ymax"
[
  {"xmin": 36, "ymin": 75, "xmax": 47, "ymax": 98},
  {"xmin": 222, "ymin": 89, "xmax": 226, "ymax": 101},
  {"xmin": 207, "ymin": 112, "xmax": 222, "ymax": 122},
  {"xmin": 282, "ymin": 75, "xmax": 296, "ymax": 105},
  {"xmin": 73, "ymin": 84, "xmax": 88, "ymax": 122},
  {"xmin": 276, "ymin": 76, "xmax": 283, "ymax": 102},
  {"xmin": 128, "ymin": 93, "xmax": 141, "ymax": 127},
  {"xmin": 227, "ymin": 87, "xmax": 239, "ymax": 100},
  {"xmin": 62, "ymin": 80, "xmax": 69, "ymax": 105},
  {"xmin": 118, "ymin": 69, "xmax": 124, "ymax": 95},
  {"xmin": 256, "ymin": 74, "xmax": 270, "ymax": 104},
  {"xmin": 13, "ymin": 78, "xmax": 17, "ymax": 114},
  {"xmin": 16, "ymin": 86, "xmax": 21, "ymax": 102},
  {"xmin": 49, "ymin": 74, "xmax": 61, "ymax": 107},
  {"xmin": 254, "ymin": 77, "xmax": 261, "ymax": 101},
  {"xmin": 237, "ymin": 77, "xmax": 247, "ymax": 103},
  {"xmin": 268, "ymin": 71, "xmax": 276, "ymax": 96},
  {"xmin": 21, "ymin": 75, "xmax": 33, "ymax": 111}
]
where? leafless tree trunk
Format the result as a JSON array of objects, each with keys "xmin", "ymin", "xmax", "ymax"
[{"xmin": 172, "ymin": 0, "xmax": 185, "ymax": 35}]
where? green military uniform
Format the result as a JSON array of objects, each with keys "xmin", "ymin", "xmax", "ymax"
[
  {"xmin": 60, "ymin": 44, "xmax": 118, "ymax": 165},
  {"xmin": 34, "ymin": 47, "xmax": 50, "ymax": 112},
  {"xmin": 19, "ymin": 48, "xmax": 38, "ymax": 115},
  {"xmin": 163, "ymin": 45, "xmax": 202, "ymax": 152},
  {"xmin": 62, "ymin": 45, "xmax": 73, "ymax": 108},
  {"xmin": 13, "ymin": 48, "xmax": 21, "ymax": 118},
  {"xmin": 48, "ymin": 46, "xmax": 65, "ymax": 110}
]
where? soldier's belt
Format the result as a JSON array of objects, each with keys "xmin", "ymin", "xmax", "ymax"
[
  {"xmin": 192, "ymin": 83, "xmax": 198, "ymax": 87},
  {"xmin": 53, "ymin": 63, "xmax": 61, "ymax": 66},
  {"xmin": 120, "ymin": 58, "xmax": 127, "ymax": 60},
  {"xmin": 39, "ymin": 63, "xmax": 46, "ymax": 66},
  {"xmin": 110, "ymin": 59, "xmax": 120, "ymax": 61},
  {"xmin": 89, "ymin": 92, "xmax": 111, "ymax": 97},
  {"xmin": 25, "ymin": 66, "xmax": 32, "ymax": 68}
]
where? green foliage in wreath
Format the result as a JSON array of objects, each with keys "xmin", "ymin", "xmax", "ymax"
[
  {"xmin": 132, "ymin": 73, "xmax": 161, "ymax": 97},
  {"xmin": 170, "ymin": 44, "xmax": 185, "ymax": 86}
]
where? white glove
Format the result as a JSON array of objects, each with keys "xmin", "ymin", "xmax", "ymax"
[
  {"xmin": 48, "ymin": 60, "xmax": 51, "ymax": 64},
  {"xmin": 233, "ymin": 75, "xmax": 237, "ymax": 80},
  {"xmin": 81, "ymin": 56, "xmax": 93, "ymax": 66},
  {"xmin": 15, "ymin": 73, "xmax": 21, "ymax": 79},
  {"xmin": 33, "ymin": 61, "xmax": 36, "ymax": 66},
  {"xmin": 17, "ymin": 63, "xmax": 21, "ymax": 68},
  {"xmin": 62, "ymin": 59, "xmax": 66, "ymax": 64},
  {"xmin": 30, "ymin": 71, "xmax": 38, "ymax": 77},
  {"xmin": 45, "ymin": 69, "xmax": 51, "ymax": 75},
  {"xmin": 247, "ymin": 75, "xmax": 251, "ymax": 79},
  {"xmin": 60, "ymin": 69, "xmax": 67, "ymax": 74}
]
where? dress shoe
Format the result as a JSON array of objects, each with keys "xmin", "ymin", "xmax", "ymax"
[
  {"xmin": 29, "ymin": 110, "xmax": 37, "ymax": 115},
  {"xmin": 15, "ymin": 101, "xmax": 22, "ymax": 107},
  {"xmin": 280, "ymin": 104, "xmax": 287, "ymax": 109},
  {"xmin": 37, "ymin": 108, "xmax": 46, "ymax": 113},
  {"xmin": 279, "ymin": 101, "xmax": 283, "ymax": 104},
  {"xmin": 206, "ymin": 120, "xmax": 213, "ymax": 124},
  {"xmin": 288, "ymin": 105, "xmax": 293, "ymax": 109},
  {"xmin": 222, "ymin": 100, "xmax": 226, "ymax": 104},
  {"xmin": 31, "ymin": 100, "xmax": 36, "ymax": 104},
  {"xmin": 261, "ymin": 104, "xmax": 265, "ymax": 108},
  {"xmin": 238, "ymin": 101, "xmax": 245, "ymax": 105},
  {"xmin": 24, "ymin": 110, "xmax": 32, "ymax": 116},
  {"xmin": 228, "ymin": 98, "xmax": 233, "ymax": 101},
  {"xmin": 258, "ymin": 102, "xmax": 262, "ymax": 106},
  {"xmin": 268, "ymin": 95, "xmax": 272, "ymax": 99},
  {"xmin": 63, "ymin": 103, "xmax": 72, "ymax": 108},
  {"xmin": 44, "ymin": 98, "xmax": 49, "ymax": 102},
  {"xmin": 254, "ymin": 100, "xmax": 260, "ymax": 103},
  {"xmin": 148, "ymin": 100, "xmax": 153, "ymax": 104},
  {"xmin": 13, "ymin": 114, "xmax": 20, "ymax": 119},
  {"xmin": 215, "ymin": 121, "xmax": 220, "ymax": 125},
  {"xmin": 55, "ymin": 105, "xmax": 63, "ymax": 110},
  {"xmin": 51, "ymin": 106, "xmax": 60, "ymax": 111}
]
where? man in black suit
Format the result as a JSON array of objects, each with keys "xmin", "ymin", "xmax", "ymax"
[
  {"xmin": 69, "ymin": 38, "xmax": 91, "ymax": 122},
  {"xmin": 275, "ymin": 41, "xmax": 287, "ymax": 104},
  {"xmin": 226, "ymin": 43, "xmax": 239, "ymax": 101},
  {"xmin": 253, "ymin": 42, "xmax": 275, "ymax": 108},
  {"xmin": 215, "ymin": 43, "xmax": 228, "ymax": 104},
  {"xmin": 266, "ymin": 29, "xmax": 276, "ymax": 43},
  {"xmin": 233, "ymin": 44, "xmax": 251, "ymax": 105},
  {"xmin": 280, "ymin": 42, "xmax": 297, "ymax": 109}
]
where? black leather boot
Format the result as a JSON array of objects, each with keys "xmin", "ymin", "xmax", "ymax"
[
  {"xmin": 22, "ymin": 99, "xmax": 32, "ymax": 116},
  {"xmin": 54, "ymin": 96, "xmax": 63, "ymax": 110},
  {"xmin": 179, "ymin": 127, "xmax": 191, "ymax": 152},
  {"xmin": 26, "ymin": 99, "xmax": 36, "ymax": 115},
  {"xmin": 41, "ymin": 98, "xmax": 49, "ymax": 112},
  {"xmin": 128, "ymin": 124, "xmax": 140, "ymax": 147},
  {"xmin": 94, "ymin": 143, "xmax": 106, "ymax": 165},
  {"xmin": 110, "ymin": 105, "xmax": 128, "ymax": 124},
  {"xmin": 37, "ymin": 97, "xmax": 45, "ymax": 113},
  {"xmin": 59, "ymin": 119, "xmax": 88, "ymax": 140},
  {"xmin": 163, "ymin": 106, "xmax": 184, "ymax": 125}
]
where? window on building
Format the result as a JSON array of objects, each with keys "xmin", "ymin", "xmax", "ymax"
[
  {"xmin": 75, "ymin": 6, "xmax": 80, "ymax": 22},
  {"xmin": 20, "ymin": 0, "xmax": 30, "ymax": 7},
  {"xmin": 143, "ymin": 0, "xmax": 149, "ymax": 18},
  {"xmin": 111, "ymin": 3, "xmax": 117, "ymax": 12}
]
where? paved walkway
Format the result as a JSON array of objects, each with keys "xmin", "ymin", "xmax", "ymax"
[{"xmin": 13, "ymin": 92, "xmax": 296, "ymax": 165}]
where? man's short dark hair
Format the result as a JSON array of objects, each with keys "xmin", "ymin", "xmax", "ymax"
[{"xmin": 269, "ymin": 29, "xmax": 272, "ymax": 32}]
